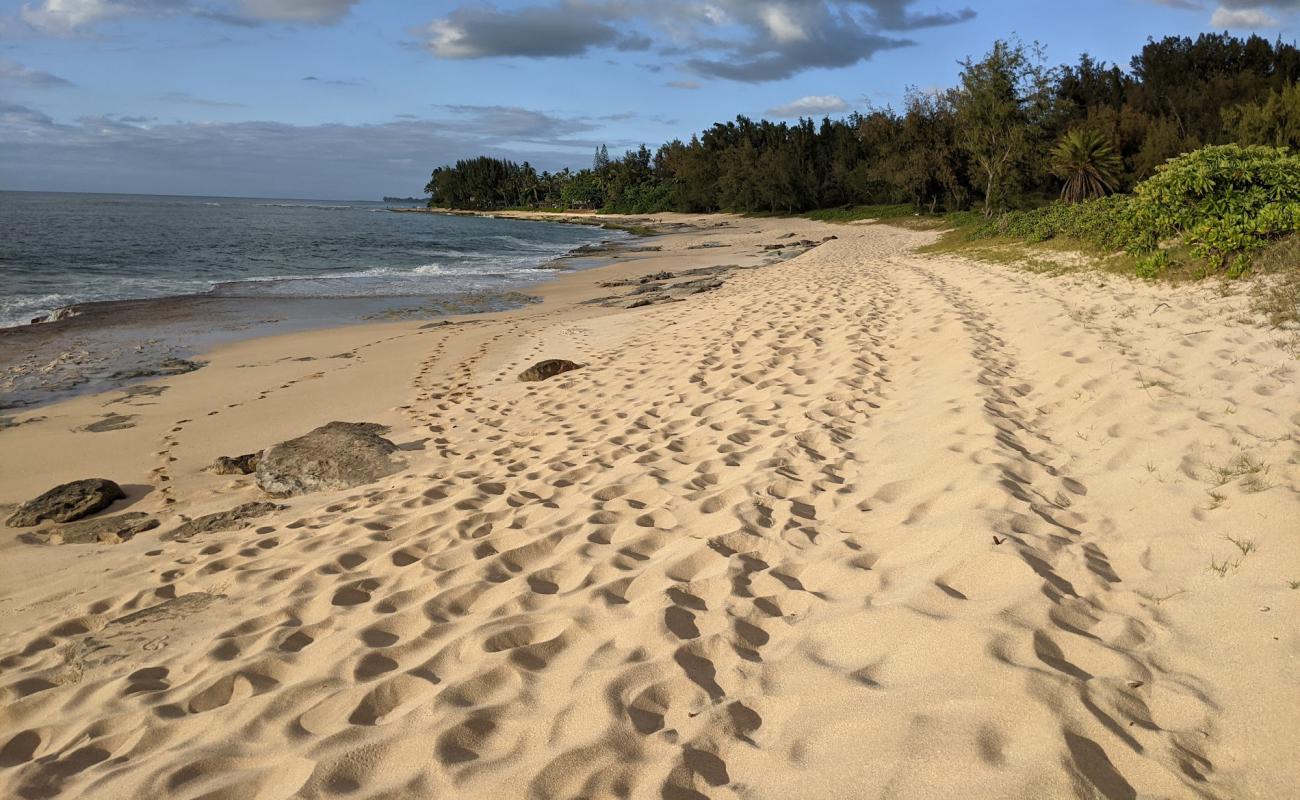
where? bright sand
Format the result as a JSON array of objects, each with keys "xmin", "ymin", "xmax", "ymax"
[{"xmin": 1, "ymin": 214, "xmax": 1297, "ymax": 799}]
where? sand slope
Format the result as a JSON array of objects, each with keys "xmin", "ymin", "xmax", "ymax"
[{"xmin": 1, "ymin": 216, "xmax": 1297, "ymax": 800}]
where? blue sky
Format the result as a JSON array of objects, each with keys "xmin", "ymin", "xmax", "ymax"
[{"xmin": 1, "ymin": 0, "xmax": 1295, "ymax": 198}]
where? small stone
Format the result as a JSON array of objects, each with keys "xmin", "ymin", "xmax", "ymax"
[
  {"xmin": 208, "ymin": 453, "xmax": 261, "ymax": 476},
  {"xmin": 84, "ymin": 413, "xmax": 137, "ymax": 433},
  {"xmin": 518, "ymin": 360, "xmax": 584, "ymax": 383}
]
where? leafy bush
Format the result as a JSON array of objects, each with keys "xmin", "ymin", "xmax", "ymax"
[
  {"xmin": 1132, "ymin": 143, "xmax": 1300, "ymax": 272},
  {"xmin": 966, "ymin": 144, "xmax": 1300, "ymax": 276}
]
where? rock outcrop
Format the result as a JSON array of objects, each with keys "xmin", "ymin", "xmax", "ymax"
[
  {"xmin": 255, "ymin": 422, "xmax": 402, "ymax": 497},
  {"xmin": 165, "ymin": 502, "xmax": 285, "ymax": 541},
  {"xmin": 21, "ymin": 512, "xmax": 159, "ymax": 545},
  {"xmin": 6, "ymin": 478, "xmax": 126, "ymax": 527}
]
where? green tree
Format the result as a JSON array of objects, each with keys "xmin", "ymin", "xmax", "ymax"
[
  {"xmin": 955, "ymin": 39, "xmax": 1057, "ymax": 215},
  {"xmin": 1052, "ymin": 129, "xmax": 1122, "ymax": 203}
]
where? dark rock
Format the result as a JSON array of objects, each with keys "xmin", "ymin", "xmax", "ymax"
[
  {"xmin": 109, "ymin": 385, "xmax": 168, "ymax": 404},
  {"xmin": 763, "ymin": 244, "xmax": 785, "ymax": 251},
  {"xmin": 165, "ymin": 502, "xmax": 285, "ymax": 541},
  {"xmin": 7, "ymin": 478, "xmax": 126, "ymax": 527},
  {"xmin": 822, "ymin": 235, "xmax": 838, "ymax": 242},
  {"xmin": 110, "ymin": 358, "xmax": 203, "ymax": 381},
  {"xmin": 30, "ymin": 306, "xmax": 80, "ymax": 325},
  {"xmin": 631, "ymin": 283, "xmax": 665, "ymax": 295},
  {"xmin": 110, "ymin": 592, "xmax": 223, "ymax": 626},
  {"xmin": 669, "ymin": 278, "xmax": 725, "ymax": 293},
  {"xmin": 778, "ymin": 233, "xmax": 796, "ymax": 239},
  {"xmin": 0, "ymin": 415, "xmax": 45, "ymax": 431},
  {"xmin": 627, "ymin": 297, "xmax": 659, "ymax": 309},
  {"xmin": 255, "ymin": 422, "xmax": 402, "ymax": 497},
  {"xmin": 21, "ymin": 512, "xmax": 159, "ymax": 545},
  {"xmin": 680, "ymin": 265, "xmax": 737, "ymax": 277},
  {"xmin": 208, "ymin": 453, "xmax": 261, "ymax": 476},
  {"xmin": 639, "ymin": 272, "xmax": 675, "ymax": 283},
  {"xmin": 84, "ymin": 413, "xmax": 137, "ymax": 433},
  {"xmin": 687, "ymin": 242, "xmax": 725, "ymax": 250},
  {"xmin": 518, "ymin": 360, "xmax": 584, "ymax": 383}
]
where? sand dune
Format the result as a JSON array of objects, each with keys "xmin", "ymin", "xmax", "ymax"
[{"xmin": 1, "ymin": 215, "xmax": 1297, "ymax": 800}]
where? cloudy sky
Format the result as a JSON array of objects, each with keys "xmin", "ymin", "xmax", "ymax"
[{"xmin": 0, "ymin": 0, "xmax": 1295, "ymax": 199}]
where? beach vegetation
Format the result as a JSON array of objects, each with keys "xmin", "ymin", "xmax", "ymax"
[
  {"xmin": 425, "ymin": 32, "xmax": 1300, "ymax": 285},
  {"xmin": 1052, "ymin": 129, "xmax": 1123, "ymax": 203}
]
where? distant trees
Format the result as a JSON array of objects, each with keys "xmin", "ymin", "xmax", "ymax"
[
  {"xmin": 1224, "ymin": 83, "xmax": 1300, "ymax": 148},
  {"xmin": 425, "ymin": 33, "xmax": 1300, "ymax": 216}
]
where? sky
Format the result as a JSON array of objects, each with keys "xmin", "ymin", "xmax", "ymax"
[{"xmin": 0, "ymin": 0, "xmax": 1296, "ymax": 199}]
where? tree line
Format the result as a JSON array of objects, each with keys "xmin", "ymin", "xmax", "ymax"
[{"xmin": 425, "ymin": 33, "xmax": 1300, "ymax": 217}]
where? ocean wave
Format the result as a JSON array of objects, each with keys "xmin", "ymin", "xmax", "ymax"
[
  {"xmin": 254, "ymin": 203, "xmax": 355, "ymax": 211},
  {"xmin": 2, "ymin": 200, "xmax": 616, "ymax": 328}
]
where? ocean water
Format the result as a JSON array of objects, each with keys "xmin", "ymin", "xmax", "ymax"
[{"xmin": 0, "ymin": 192, "xmax": 617, "ymax": 328}]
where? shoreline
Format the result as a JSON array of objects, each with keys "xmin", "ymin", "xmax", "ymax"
[
  {"xmin": 0, "ymin": 213, "xmax": 1296, "ymax": 799},
  {"xmin": 0, "ymin": 213, "xmax": 648, "ymax": 410}
]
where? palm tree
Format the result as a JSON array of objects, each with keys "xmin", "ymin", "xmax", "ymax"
[{"xmin": 1052, "ymin": 129, "xmax": 1122, "ymax": 203}]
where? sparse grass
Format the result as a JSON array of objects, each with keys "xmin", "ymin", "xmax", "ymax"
[
  {"xmin": 917, "ymin": 228, "xmax": 1131, "ymax": 277},
  {"xmin": 1137, "ymin": 587, "xmax": 1188, "ymax": 604},
  {"xmin": 1206, "ymin": 491, "xmax": 1227, "ymax": 510},
  {"xmin": 1207, "ymin": 453, "xmax": 1269, "ymax": 487},
  {"xmin": 1288, "ymin": 579, "xmax": 1300, "ymax": 590},
  {"xmin": 1208, "ymin": 555, "xmax": 1241, "ymax": 577},
  {"xmin": 1250, "ymin": 235, "xmax": 1300, "ymax": 330},
  {"xmin": 1224, "ymin": 534, "xmax": 1258, "ymax": 556}
]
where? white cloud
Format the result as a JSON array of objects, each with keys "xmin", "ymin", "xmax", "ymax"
[
  {"xmin": 15, "ymin": 0, "xmax": 358, "ymax": 34},
  {"xmin": 19, "ymin": 0, "xmax": 126, "ymax": 33},
  {"xmin": 759, "ymin": 6, "xmax": 807, "ymax": 42},
  {"xmin": 418, "ymin": 5, "xmax": 622, "ymax": 59},
  {"xmin": 0, "ymin": 58, "xmax": 73, "ymax": 87},
  {"xmin": 416, "ymin": 1, "xmax": 975, "ymax": 82},
  {"xmin": 1210, "ymin": 5, "xmax": 1281, "ymax": 26},
  {"xmin": 766, "ymin": 94, "xmax": 850, "ymax": 117},
  {"xmin": 0, "ymin": 102, "xmax": 648, "ymax": 196}
]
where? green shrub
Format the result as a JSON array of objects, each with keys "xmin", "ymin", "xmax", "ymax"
[
  {"xmin": 966, "ymin": 144, "xmax": 1300, "ymax": 276},
  {"xmin": 1134, "ymin": 143, "xmax": 1300, "ymax": 268}
]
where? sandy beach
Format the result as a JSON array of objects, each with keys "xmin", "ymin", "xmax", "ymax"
[{"xmin": 1, "ymin": 213, "xmax": 1297, "ymax": 799}]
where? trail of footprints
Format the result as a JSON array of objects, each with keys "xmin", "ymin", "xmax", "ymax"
[{"xmin": 0, "ymin": 228, "xmax": 1253, "ymax": 800}]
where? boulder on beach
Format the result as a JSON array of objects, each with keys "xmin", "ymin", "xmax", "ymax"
[
  {"xmin": 6, "ymin": 478, "xmax": 126, "ymax": 527},
  {"xmin": 22, "ymin": 512, "xmax": 159, "ymax": 546},
  {"xmin": 255, "ymin": 422, "xmax": 402, "ymax": 497},
  {"xmin": 208, "ymin": 453, "xmax": 261, "ymax": 476},
  {"xmin": 165, "ymin": 502, "xmax": 285, "ymax": 541},
  {"xmin": 519, "ymin": 360, "xmax": 584, "ymax": 383}
]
